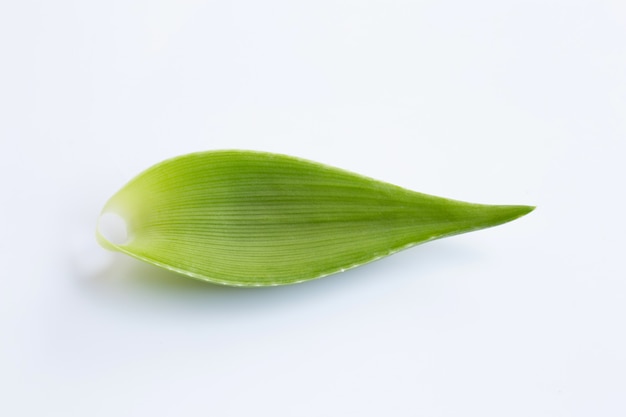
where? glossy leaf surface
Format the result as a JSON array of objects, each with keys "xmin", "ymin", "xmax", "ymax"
[{"xmin": 97, "ymin": 150, "xmax": 533, "ymax": 286}]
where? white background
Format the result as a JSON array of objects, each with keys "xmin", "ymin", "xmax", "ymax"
[{"xmin": 1, "ymin": 0, "xmax": 625, "ymax": 415}]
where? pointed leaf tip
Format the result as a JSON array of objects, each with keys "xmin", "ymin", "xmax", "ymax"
[{"xmin": 97, "ymin": 150, "xmax": 534, "ymax": 286}]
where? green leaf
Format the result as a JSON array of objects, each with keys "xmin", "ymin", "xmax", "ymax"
[{"xmin": 97, "ymin": 150, "xmax": 534, "ymax": 286}]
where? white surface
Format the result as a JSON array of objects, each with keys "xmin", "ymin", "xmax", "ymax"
[{"xmin": 1, "ymin": 0, "xmax": 625, "ymax": 416}]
